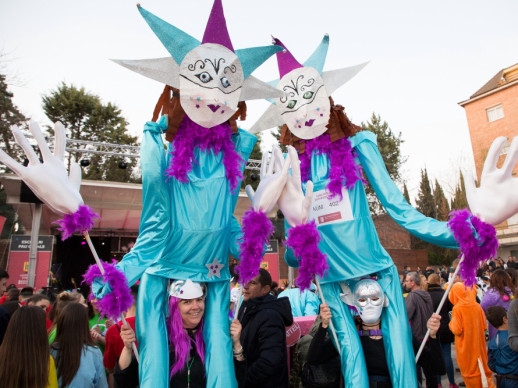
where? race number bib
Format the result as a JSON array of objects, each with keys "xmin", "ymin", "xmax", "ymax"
[{"xmin": 308, "ymin": 188, "xmax": 354, "ymax": 226}]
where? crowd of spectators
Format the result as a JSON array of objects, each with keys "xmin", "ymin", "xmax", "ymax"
[{"xmin": 0, "ymin": 257, "xmax": 517, "ymax": 388}]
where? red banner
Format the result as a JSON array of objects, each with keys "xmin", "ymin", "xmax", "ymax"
[{"xmin": 7, "ymin": 236, "xmax": 54, "ymax": 290}]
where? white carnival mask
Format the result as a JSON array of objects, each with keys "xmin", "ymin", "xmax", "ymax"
[
  {"xmin": 276, "ymin": 67, "xmax": 330, "ymax": 140},
  {"xmin": 180, "ymin": 43, "xmax": 244, "ymax": 128},
  {"xmin": 340, "ymin": 279, "xmax": 389, "ymax": 324},
  {"xmin": 353, "ymin": 279, "xmax": 388, "ymax": 324}
]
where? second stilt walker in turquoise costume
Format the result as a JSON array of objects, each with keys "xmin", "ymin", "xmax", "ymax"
[
  {"xmin": 250, "ymin": 35, "xmax": 505, "ymax": 388},
  {"xmin": 95, "ymin": 1, "xmax": 285, "ymax": 387}
]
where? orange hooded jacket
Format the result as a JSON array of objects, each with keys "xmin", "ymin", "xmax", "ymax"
[{"xmin": 448, "ymin": 282, "xmax": 495, "ymax": 388}]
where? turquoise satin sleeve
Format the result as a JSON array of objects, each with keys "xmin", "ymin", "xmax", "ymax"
[
  {"xmin": 116, "ymin": 118, "xmax": 171, "ymax": 286},
  {"xmin": 285, "ymin": 131, "xmax": 458, "ymax": 283},
  {"xmin": 229, "ymin": 130, "xmax": 256, "ymax": 260},
  {"xmin": 353, "ymin": 131, "xmax": 458, "ymax": 249}
]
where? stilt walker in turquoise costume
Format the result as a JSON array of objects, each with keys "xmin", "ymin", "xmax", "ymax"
[
  {"xmin": 250, "ymin": 35, "xmax": 516, "ymax": 387},
  {"xmin": 94, "ymin": 2, "xmax": 286, "ymax": 387}
]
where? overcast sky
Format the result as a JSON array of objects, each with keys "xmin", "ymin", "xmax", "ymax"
[{"xmin": 1, "ymin": 0, "xmax": 517, "ymax": 201}]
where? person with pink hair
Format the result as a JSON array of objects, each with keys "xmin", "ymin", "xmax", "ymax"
[{"xmin": 114, "ymin": 279, "xmax": 245, "ymax": 388}]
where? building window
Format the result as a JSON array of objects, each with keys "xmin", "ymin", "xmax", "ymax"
[{"xmin": 486, "ymin": 104, "xmax": 504, "ymax": 122}]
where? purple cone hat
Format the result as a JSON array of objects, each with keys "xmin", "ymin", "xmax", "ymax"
[
  {"xmin": 273, "ymin": 37, "xmax": 303, "ymax": 78},
  {"xmin": 202, "ymin": 0, "xmax": 234, "ymax": 52}
]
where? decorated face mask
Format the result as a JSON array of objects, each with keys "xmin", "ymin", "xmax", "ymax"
[
  {"xmin": 180, "ymin": 43, "xmax": 244, "ymax": 128},
  {"xmin": 249, "ymin": 35, "xmax": 369, "ymax": 137},
  {"xmin": 353, "ymin": 279, "xmax": 388, "ymax": 324},
  {"xmin": 276, "ymin": 67, "xmax": 330, "ymax": 140}
]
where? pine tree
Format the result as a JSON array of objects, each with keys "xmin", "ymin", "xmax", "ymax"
[
  {"xmin": 0, "ymin": 74, "xmax": 27, "ymax": 172},
  {"xmin": 433, "ymin": 179, "xmax": 450, "ymax": 221},
  {"xmin": 415, "ymin": 169, "xmax": 435, "ymax": 217},
  {"xmin": 42, "ymin": 83, "xmax": 138, "ymax": 182},
  {"xmin": 414, "ymin": 171, "xmax": 458, "ymax": 265},
  {"xmin": 403, "ymin": 182, "xmax": 411, "ymax": 205},
  {"xmin": 451, "ymin": 171, "xmax": 468, "ymax": 211}
]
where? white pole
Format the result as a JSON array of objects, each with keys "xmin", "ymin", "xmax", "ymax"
[
  {"xmin": 314, "ymin": 277, "xmax": 341, "ymax": 356},
  {"xmin": 27, "ymin": 203, "xmax": 42, "ymax": 288},
  {"xmin": 415, "ymin": 255, "xmax": 464, "ymax": 362}
]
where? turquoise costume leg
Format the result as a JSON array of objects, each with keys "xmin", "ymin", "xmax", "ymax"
[
  {"xmin": 137, "ymin": 273, "xmax": 169, "ymax": 388},
  {"xmin": 204, "ymin": 281, "xmax": 237, "ymax": 388},
  {"xmin": 377, "ymin": 265, "xmax": 417, "ymax": 388}
]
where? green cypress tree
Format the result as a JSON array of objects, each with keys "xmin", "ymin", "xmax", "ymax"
[
  {"xmin": 433, "ymin": 179, "xmax": 450, "ymax": 221},
  {"xmin": 415, "ymin": 169, "xmax": 435, "ymax": 217}
]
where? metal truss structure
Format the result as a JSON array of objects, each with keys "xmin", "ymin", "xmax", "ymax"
[{"xmin": 62, "ymin": 138, "xmax": 261, "ymax": 171}]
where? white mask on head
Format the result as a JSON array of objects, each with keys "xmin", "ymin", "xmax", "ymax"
[
  {"xmin": 353, "ymin": 279, "xmax": 388, "ymax": 324},
  {"xmin": 275, "ymin": 67, "xmax": 330, "ymax": 140},
  {"xmin": 179, "ymin": 43, "xmax": 244, "ymax": 128}
]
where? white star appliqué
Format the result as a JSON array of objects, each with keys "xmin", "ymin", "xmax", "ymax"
[{"xmin": 206, "ymin": 258, "xmax": 224, "ymax": 279}]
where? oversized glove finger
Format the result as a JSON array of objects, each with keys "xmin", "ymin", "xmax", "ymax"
[
  {"xmin": 466, "ymin": 136, "xmax": 518, "ymax": 225},
  {"xmin": 248, "ymin": 146, "xmax": 291, "ymax": 213},
  {"xmin": 278, "ymin": 146, "xmax": 314, "ymax": 227},
  {"xmin": 0, "ymin": 121, "xmax": 84, "ymax": 215}
]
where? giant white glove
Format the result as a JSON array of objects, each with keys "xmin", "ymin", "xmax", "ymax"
[
  {"xmin": 0, "ymin": 120, "xmax": 84, "ymax": 215},
  {"xmin": 246, "ymin": 145, "xmax": 290, "ymax": 214},
  {"xmin": 465, "ymin": 136, "xmax": 518, "ymax": 226},
  {"xmin": 277, "ymin": 146, "xmax": 314, "ymax": 227}
]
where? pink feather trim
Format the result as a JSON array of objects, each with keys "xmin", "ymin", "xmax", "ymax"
[
  {"xmin": 447, "ymin": 209, "xmax": 498, "ymax": 287},
  {"xmin": 299, "ymin": 134, "xmax": 365, "ymax": 199},
  {"xmin": 54, "ymin": 205, "xmax": 99, "ymax": 241},
  {"xmin": 236, "ymin": 209, "xmax": 274, "ymax": 285},
  {"xmin": 83, "ymin": 260, "xmax": 133, "ymax": 320},
  {"xmin": 285, "ymin": 221, "xmax": 328, "ymax": 291},
  {"xmin": 165, "ymin": 115, "xmax": 244, "ymax": 193}
]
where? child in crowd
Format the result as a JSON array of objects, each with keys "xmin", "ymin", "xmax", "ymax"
[
  {"xmin": 486, "ymin": 306, "xmax": 518, "ymax": 388},
  {"xmin": 449, "ymin": 282, "xmax": 496, "ymax": 388}
]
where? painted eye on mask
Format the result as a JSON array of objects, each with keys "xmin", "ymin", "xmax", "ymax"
[
  {"xmin": 303, "ymin": 91, "xmax": 314, "ymax": 99},
  {"xmin": 196, "ymin": 72, "xmax": 213, "ymax": 83},
  {"xmin": 220, "ymin": 77, "xmax": 230, "ymax": 88},
  {"xmin": 286, "ymin": 100, "xmax": 297, "ymax": 109}
]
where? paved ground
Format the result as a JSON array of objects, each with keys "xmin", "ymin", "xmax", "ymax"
[
  {"xmin": 438, "ymin": 346, "xmax": 496, "ymax": 387},
  {"xmin": 438, "ymin": 346, "xmax": 464, "ymax": 386}
]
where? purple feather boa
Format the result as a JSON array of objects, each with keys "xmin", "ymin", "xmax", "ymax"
[
  {"xmin": 299, "ymin": 134, "xmax": 365, "ymax": 199},
  {"xmin": 54, "ymin": 205, "xmax": 99, "ymax": 241},
  {"xmin": 447, "ymin": 209, "xmax": 498, "ymax": 287},
  {"xmin": 83, "ymin": 260, "xmax": 133, "ymax": 320},
  {"xmin": 236, "ymin": 208, "xmax": 274, "ymax": 285},
  {"xmin": 285, "ymin": 221, "xmax": 328, "ymax": 291},
  {"xmin": 165, "ymin": 115, "xmax": 244, "ymax": 193}
]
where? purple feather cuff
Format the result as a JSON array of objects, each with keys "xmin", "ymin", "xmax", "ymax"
[
  {"xmin": 54, "ymin": 205, "xmax": 99, "ymax": 241},
  {"xmin": 447, "ymin": 209, "xmax": 498, "ymax": 287},
  {"xmin": 285, "ymin": 221, "xmax": 328, "ymax": 291},
  {"xmin": 236, "ymin": 209, "xmax": 274, "ymax": 285},
  {"xmin": 83, "ymin": 260, "xmax": 133, "ymax": 320}
]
